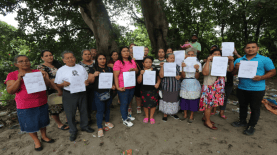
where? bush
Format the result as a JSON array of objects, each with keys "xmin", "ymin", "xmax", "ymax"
[{"xmin": 0, "ymin": 84, "xmax": 15, "ymax": 106}]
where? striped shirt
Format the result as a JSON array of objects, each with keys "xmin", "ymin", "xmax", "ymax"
[
  {"xmin": 152, "ymin": 59, "xmax": 167, "ymax": 70},
  {"xmin": 161, "ymin": 65, "xmax": 181, "ymax": 92}
]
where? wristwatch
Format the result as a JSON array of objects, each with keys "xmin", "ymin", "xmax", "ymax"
[{"xmin": 196, "ymin": 69, "xmax": 199, "ymax": 73}]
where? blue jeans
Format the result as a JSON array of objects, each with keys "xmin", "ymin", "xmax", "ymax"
[
  {"xmin": 94, "ymin": 91, "xmax": 113, "ymax": 129},
  {"xmin": 117, "ymin": 88, "xmax": 135, "ymax": 120}
]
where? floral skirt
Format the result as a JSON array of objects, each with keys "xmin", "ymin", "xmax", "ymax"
[
  {"xmin": 180, "ymin": 78, "xmax": 201, "ymax": 99},
  {"xmin": 199, "ymin": 77, "xmax": 225, "ymax": 111},
  {"xmin": 141, "ymin": 89, "xmax": 159, "ymax": 108}
]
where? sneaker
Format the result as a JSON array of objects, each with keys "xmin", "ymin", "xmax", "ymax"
[
  {"xmin": 98, "ymin": 129, "xmax": 104, "ymax": 137},
  {"xmin": 231, "ymin": 121, "xmax": 247, "ymax": 127},
  {"xmin": 123, "ymin": 119, "xmax": 133, "ymax": 127},
  {"xmin": 162, "ymin": 117, "xmax": 167, "ymax": 122},
  {"xmin": 171, "ymin": 115, "xmax": 179, "ymax": 119},
  {"xmin": 243, "ymin": 126, "xmax": 255, "ymax": 135},
  {"xmin": 127, "ymin": 116, "xmax": 135, "ymax": 121},
  {"xmin": 137, "ymin": 107, "xmax": 142, "ymax": 113}
]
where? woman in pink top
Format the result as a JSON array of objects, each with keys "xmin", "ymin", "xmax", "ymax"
[
  {"xmin": 113, "ymin": 46, "xmax": 138, "ymax": 127},
  {"xmin": 5, "ymin": 55, "xmax": 54, "ymax": 151}
]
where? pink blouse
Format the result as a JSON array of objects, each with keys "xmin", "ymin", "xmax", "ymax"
[{"xmin": 113, "ymin": 60, "xmax": 137, "ymax": 89}]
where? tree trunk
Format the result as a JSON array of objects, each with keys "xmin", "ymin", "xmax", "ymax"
[
  {"xmin": 140, "ymin": 0, "xmax": 168, "ymax": 56},
  {"xmin": 76, "ymin": 0, "xmax": 118, "ymax": 55}
]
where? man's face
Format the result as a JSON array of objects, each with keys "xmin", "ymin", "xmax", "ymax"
[
  {"xmin": 63, "ymin": 53, "xmax": 76, "ymax": 67},
  {"xmin": 91, "ymin": 49, "xmax": 97, "ymax": 58},
  {"xmin": 191, "ymin": 36, "xmax": 198, "ymax": 42},
  {"xmin": 244, "ymin": 43, "xmax": 259, "ymax": 56}
]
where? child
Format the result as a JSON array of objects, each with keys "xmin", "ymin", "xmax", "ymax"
[
  {"xmin": 137, "ymin": 56, "xmax": 161, "ymax": 124},
  {"xmin": 180, "ymin": 39, "xmax": 192, "ymax": 49}
]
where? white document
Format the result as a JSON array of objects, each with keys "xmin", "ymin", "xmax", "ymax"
[
  {"xmin": 164, "ymin": 63, "xmax": 176, "ymax": 77},
  {"xmin": 70, "ymin": 76, "xmax": 86, "ymax": 94},
  {"xmin": 143, "ymin": 70, "xmax": 156, "ymax": 86},
  {"xmin": 211, "ymin": 57, "xmax": 228, "ymax": 76},
  {"xmin": 174, "ymin": 50, "xmax": 185, "ymax": 67},
  {"xmin": 238, "ymin": 61, "xmax": 258, "ymax": 78},
  {"xmin": 98, "ymin": 73, "xmax": 113, "ymax": 89},
  {"xmin": 23, "ymin": 72, "xmax": 47, "ymax": 94},
  {"xmin": 183, "ymin": 57, "xmax": 197, "ymax": 72},
  {"xmin": 123, "ymin": 71, "xmax": 136, "ymax": 87},
  {"xmin": 222, "ymin": 42, "xmax": 234, "ymax": 56},
  {"xmin": 133, "ymin": 46, "xmax": 144, "ymax": 60}
]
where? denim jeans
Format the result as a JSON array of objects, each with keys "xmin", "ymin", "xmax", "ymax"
[
  {"xmin": 117, "ymin": 88, "xmax": 135, "ymax": 120},
  {"xmin": 237, "ymin": 88, "xmax": 265, "ymax": 127},
  {"xmin": 220, "ymin": 85, "xmax": 233, "ymax": 110},
  {"xmin": 94, "ymin": 91, "xmax": 113, "ymax": 129}
]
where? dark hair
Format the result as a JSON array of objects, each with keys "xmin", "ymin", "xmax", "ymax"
[
  {"xmin": 144, "ymin": 46, "xmax": 149, "ymax": 49},
  {"xmin": 184, "ymin": 39, "xmax": 189, "ymax": 42},
  {"xmin": 118, "ymin": 46, "xmax": 132, "ymax": 65},
  {"xmin": 94, "ymin": 53, "xmax": 108, "ymax": 71},
  {"xmin": 41, "ymin": 49, "xmax": 51, "ymax": 57},
  {"xmin": 14, "ymin": 55, "xmax": 29, "ymax": 63},
  {"xmin": 109, "ymin": 51, "xmax": 118, "ymax": 58},
  {"xmin": 245, "ymin": 41, "xmax": 258, "ymax": 48},
  {"xmin": 210, "ymin": 45, "xmax": 218, "ymax": 49},
  {"xmin": 192, "ymin": 34, "xmax": 198, "ymax": 38},
  {"xmin": 210, "ymin": 48, "xmax": 222, "ymax": 56},
  {"xmin": 129, "ymin": 43, "xmax": 136, "ymax": 48},
  {"xmin": 41, "ymin": 50, "xmax": 62, "ymax": 69},
  {"xmin": 143, "ymin": 56, "xmax": 154, "ymax": 63},
  {"xmin": 61, "ymin": 51, "xmax": 75, "ymax": 59}
]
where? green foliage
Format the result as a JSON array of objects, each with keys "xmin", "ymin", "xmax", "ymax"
[{"xmin": 0, "ymin": 84, "xmax": 15, "ymax": 106}]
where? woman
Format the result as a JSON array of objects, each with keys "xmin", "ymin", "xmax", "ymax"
[
  {"xmin": 79, "ymin": 49, "xmax": 95, "ymax": 124},
  {"xmin": 159, "ymin": 53, "xmax": 181, "ymax": 122},
  {"xmin": 179, "ymin": 48, "xmax": 202, "ymax": 123},
  {"xmin": 200, "ymin": 49, "xmax": 234, "ymax": 130},
  {"xmin": 5, "ymin": 55, "xmax": 54, "ymax": 151},
  {"xmin": 152, "ymin": 48, "xmax": 167, "ymax": 70},
  {"xmin": 107, "ymin": 51, "xmax": 118, "ymax": 68},
  {"xmin": 89, "ymin": 54, "xmax": 115, "ymax": 137},
  {"xmin": 113, "ymin": 46, "xmax": 138, "ymax": 127},
  {"xmin": 137, "ymin": 56, "xmax": 161, "ymax": 124},
  {"xmin": 166, "ymin": 48, "xmax": 173, "ymax": 54},
  {"xmin": 37, "ymin": 50, "xmax": 69, "ymax": 130}
]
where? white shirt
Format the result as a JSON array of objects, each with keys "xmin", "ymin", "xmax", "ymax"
[
  {"xmin": 54, "ymin": 64, "xmax": 88, "ymax": 91},
  {"xmin": 183, "ymin": 61, "xmax": 202, "ymax": 78}
]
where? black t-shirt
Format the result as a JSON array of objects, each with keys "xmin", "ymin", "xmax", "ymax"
[
  {"xmin": 140, "ymin": 68, "xmax": 159, "ymax": 91},
  {"xmin": 89, "ymin": 66, "xmax": 113, "ymax": 93},
  {"xmin": 225, "ymin": 71, "xmax": 234, "ymax": 86}
]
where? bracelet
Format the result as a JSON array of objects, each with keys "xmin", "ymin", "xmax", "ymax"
[{"xmin": 196, "ymin": 69, "xmax": 199, "ymax": 73}]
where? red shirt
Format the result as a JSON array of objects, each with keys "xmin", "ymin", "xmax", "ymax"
[{"xmin": 4, "ymin": 70, "xmax": 47, "ymax": 109}]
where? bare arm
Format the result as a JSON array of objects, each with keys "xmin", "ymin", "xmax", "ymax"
[
  {"xmin": 137, "ymin": 70, "xmax": 144, "ymax": 84},
  {"xmin": 159, "ymin": 63, "xmax": 164, "ymax": 78},
  {"xmin": 6, "ymin": 80, "xmax": 22, "ymax": 94},
  {"xmin": 260, "ymin": 69, "xmax": 276, "ymax": 80},
  {"xmin": 202, "ymin": 61, "xmax": 210, "ymax": 76},
  {"xmin": 113, "ymin": 70, "xmax": 120, "ymax": 89}
]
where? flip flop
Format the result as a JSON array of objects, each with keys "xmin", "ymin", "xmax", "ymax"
[
  {"xmin": 58, "ymin": 125, "xmax": 69, "ymax": 130},
  {"xmin": 220, "ymin": 115, "xmax": 227, "ymax": 119},
  {"xmin": 103, "ymin": 126, "xmax": 110, "ymax": 131}
]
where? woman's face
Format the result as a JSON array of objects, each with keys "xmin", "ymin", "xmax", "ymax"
[
  {"xmin": 158, "ymin": 49, "xmax": 165, "ymax": 58},
  {"xmin": 212, "ymin": 51, "xmax": 221, "ymax": 57},
  {"xmin": 82, "ymin": 50, "xmax": 92, "ymax": 61},
  {"xmin": 143, "ymin": 58, "xmax": 153, "ymax": 69},
  {"xmin": 187, "ymin": 51, "xmax": 196, "ymax": 57},
  {"xmin": 129, "ymin": 45, "xmax": 134, "ymax": 53},
  {"xmin": 41, "ymin": 51, "xmax": 54, "ymax": 63},
  {"xmin": 121, "ymin": 48, "xmax": 130, "ymax": 59},
  {"xmin": 15, "ymin": 56, "xmax": 31, "ymax": 70},
  {"xmin": 166, "ymin": 55, "xmax": 175, "ymax": 62},
  {"xmin": 97, "ymin": 55, "xmax": 106, "ymax": 66},
  {"xmin": 166, "ymin": 48, "xmax": 173, "ymax": 54},
  {"xmin": 144, "ymin": 47, "xmax": 149, "ymax": 56},
  {"xmin": 111, "ymin": 52, "xmax": 118, "ymax": 61}
]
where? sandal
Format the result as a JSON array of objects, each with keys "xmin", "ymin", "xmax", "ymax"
[
  {"xmin": 150, "ymin": 118, "xmax": 155, "ymax": 124},
  {"xmin": 128, "ymin": 108, "xmax": 132, "ymax": 115},
  {"xmin": 103, "ymin": 126, "xmax": 110, "ymax": 131},
  {"xmin": 204, "ymin": 122, "xmax": 218, "ymax": 130},
  {"xmin": 220, "ymin": 114, "xmax": 227, "ymax": 119},
  {"xmin": 137, "ymin": 107, "xmax": 141, "ymax": 114},
  {"xmin": 65, "ymin": 121, "xmax": 79, "ymax": 125},
  {"xmin": 105, "ymin": 122, "xmax": 114, "ymax": 129},
  {"xmin": 98, "ymin": 129, "xmax": 104, "ymax": 137},
  {"xmin": 202, "ymin": 118, "xmax": 215, "ymax": 125},
  {"xmin": 58, "ymin": 125, "xmax": 69, "ymax": 130},
  {"xmin": 143, "ymin": 118, "xmax": 149, "ymax": 123},
  {"xmin": 211, "ymin": 112, "xmax": 216, "ymax": 115}
]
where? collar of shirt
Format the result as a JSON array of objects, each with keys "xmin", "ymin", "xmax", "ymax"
[{"xmin": 241, "ymin": 53, "xmax": 261, "ymax": 60}]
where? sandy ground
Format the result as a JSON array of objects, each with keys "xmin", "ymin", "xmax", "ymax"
[{"xmin": 1, "ymin": 80, "xmax": 277, "ymax": 155}]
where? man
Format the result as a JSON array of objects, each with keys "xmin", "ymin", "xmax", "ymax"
[
  {"xmin": 231, "ymin": 41, "xmax": 276, "ymax": 135},
  {"xmin": 55, "ymin": 51, "xmax": 95, "ymax": 141},
  {"xmin": 90, "ymin": 48, "xmax": 97, "ymax": 63},
  {"xmin": 182, "ymin": 34, "xmax": 201, "ymax": 55}
]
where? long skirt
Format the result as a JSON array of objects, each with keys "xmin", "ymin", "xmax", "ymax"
[
  {"xmin": 141, "ymin": 89, "xmax": 159, "ymax": 108},
  {"xmin": 17, "ymin": 104, "xmax": 50, "ymax": 133},
  {"xmin": 180, "ymin": 98, "xmax": 200, "ymax": 111},
  {"xmin": 159, "ymin": 90, "xmax": 179, "ymax": 115},
  {"xmin": 199, "ymin": 77, "xmax": 225, "ymax": 111}
]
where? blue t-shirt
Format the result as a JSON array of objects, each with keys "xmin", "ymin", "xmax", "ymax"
[{"xmin": 234, "ymin": 53, "xmax": 275, "ymax": 91}]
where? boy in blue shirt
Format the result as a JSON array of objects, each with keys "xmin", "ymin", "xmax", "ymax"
[{"xmin": 231, "ymin": 41, "xmax": 276, "ymax": 135}]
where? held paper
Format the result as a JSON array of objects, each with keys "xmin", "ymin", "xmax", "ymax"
[
  {"xmin": 143, "ymin": 70, "xmax": 156, "ymax": 86},
  {"xmin": 70, "ymin": 76, "xmax": 86, "ymax": 94},
  {"xmin": 173, "ymin": 50, "xmax": 185, "ymax": 68},
  {"xmin": 164, "ymin": 63, "xmax": 176, "ymax": 77},
  {"xmin": 238, "ymin": 61, "xmax": 258, "ymax": 78},
  {"xmin": 183, "ymin": 57, "xmax": 197, "ymax": 72},
  {"xmin": 211, "ymin": 57, "xmax": 228, "ymax": 76},
  {"xmin": 98, "ymin": 73, "xmax": 113, "ymax": 89},
  {"xmin": 123, "ymin": 71, "xmax": 136, "ymax": 87},
  {"xmin": 23, "ymin": 72, "xmax": 47, "ymax": 94},
  {"xmin": 222, "ymin": 42, "xmax": 234, "ymax": 56},
  {"xmin": 133, "ymin": 46, "xmax": 144, "ymax": 60}
]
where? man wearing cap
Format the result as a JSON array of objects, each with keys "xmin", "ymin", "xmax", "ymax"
[{"xmin": 181, "ymin": 34, "xmax": 201, "ymax": 55}]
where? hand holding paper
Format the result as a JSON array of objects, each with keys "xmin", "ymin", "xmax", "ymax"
[
  {"xmin": 211, "ymin": 57, "xmax": 228, "ymax": 76},
  {"xmin": 164, "ymin": 63, "xmax": 176, "ymax": 77},
  {"xmin": 23, "ymin": 72, "xmax": 47, "ymax": 94},
  {"xmin": 238, "ymin": 61, "xmax": 258, "ymax": 78}
]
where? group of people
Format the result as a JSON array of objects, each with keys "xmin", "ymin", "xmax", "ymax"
[{"xmin": 4, "ymin": 34, "xmax": 276, "ymax": 151}]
